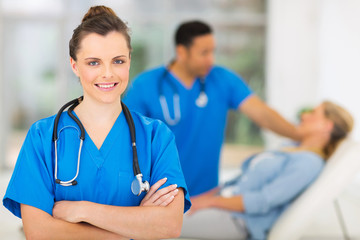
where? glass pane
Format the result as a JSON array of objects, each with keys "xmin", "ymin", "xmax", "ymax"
[{"xmin": 3, "ymin": 21, "xmax": 60, "ymax": 129}]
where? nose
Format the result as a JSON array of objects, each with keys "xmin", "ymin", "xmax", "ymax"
[
  {"xmin": 207, "ymin": 52, "xmax": 215, "ymax": 66},
  {"xmin": 300, "ymin": 112, "xmax": 310, "ymax": 122},
  {"xmin": 102, "ymin": 64, "xmax": 114, "ymax": 79}
]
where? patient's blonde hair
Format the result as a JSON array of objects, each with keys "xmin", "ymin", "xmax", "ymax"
[{"xmin": 323, "ymin": 101, "xmax": 354, "ymax": 159}]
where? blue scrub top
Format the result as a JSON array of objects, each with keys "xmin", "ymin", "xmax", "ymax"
[
  {"xmin": 124, "ymin": 65, "xmax": 253, "ymax": 196},
  {"xmin": 3, "ymin": 110, "xmax": 191, "ymax": 218}
]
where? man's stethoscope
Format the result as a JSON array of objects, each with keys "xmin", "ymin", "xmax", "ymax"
[
  {"xmin": 158, "ymin": 64, "xmax": 208, "ymax": 126},
  {"xmin": 52, "ymin": 96, "xmax": 150, "ymax": 196}
]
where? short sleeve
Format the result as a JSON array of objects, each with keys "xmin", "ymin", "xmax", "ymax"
[
  {"xmin": 215, "ymin": 67, "xmax": 253, "ymax": 110},
  {"xmin": 3, "ymin": 123, "xmax": 55, "ymax": 218},
  {"xmin": 149, "ymin": 121, "xmax": 191, "ymax": 213}
]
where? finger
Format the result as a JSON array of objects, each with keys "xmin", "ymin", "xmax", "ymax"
[
  {"xmin": 147, "ymin": 184, "xmax": 177, "ymax": 203},
  {"xmin": 159, "ymin": 189, "xmax": 179, "ymax": 206},
  {"xmin": 141, "ymin": 187, "xmax": 178, "ymax": 207},
  {"xmin": 143, "ymin": 177, "xmax": 167, "ymax": 201},
  {"xmin": 153, "ymin": 188, "xmax": 179, "ymax": 205},
  {"xmin": 160, "ymin": 195, "xmax": 175, "ymax": 207}
]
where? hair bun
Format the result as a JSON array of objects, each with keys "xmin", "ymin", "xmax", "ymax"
[{"xmin": 82, "ymin": 5, "xmax": 117, "ymax": 23}]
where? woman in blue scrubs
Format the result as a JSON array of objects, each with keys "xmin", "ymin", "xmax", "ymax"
[{"xmin": 3, "ymin": 5, "xmax": 190, "ymax": 239}]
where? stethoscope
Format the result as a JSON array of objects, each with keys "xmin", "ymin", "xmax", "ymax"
[
  {"xmin": 158, "ymin": 64, "xmax": 208, "ymax": 126},
  {"xmin": 52, "ymin": 96, "xmax": 150, "ymax": 196}
]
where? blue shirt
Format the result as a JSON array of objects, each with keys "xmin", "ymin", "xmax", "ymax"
[
  {"xmin": 124, "ymin": 65, "xmax": 253, "ymax": 196},
  {"xmin": 230, "ymin": 151, "xmax": 324, "ymax": 240},
  {"xmin": 3, "ymin": 110, "xmax": 191, "ymax": 218}
]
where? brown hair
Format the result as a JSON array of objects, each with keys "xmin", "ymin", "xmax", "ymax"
[
  {"xmin": 69, "ymin": 5, "xmax": 132, "ymax": 61},
  {"xmin": 323, "ymin": 101, "xmax": 354, "ymax": 159}
]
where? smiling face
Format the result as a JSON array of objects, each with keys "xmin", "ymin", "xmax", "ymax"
[
  {"xmin": 178, "ymin": 34, "xmax": 215, "ymax": 77},
  {"xmin": 298, "ymin": 104, "xmax": 334, "ymax": 138},
  {"xmin": 70, "ymin": 31, "xmax": 131, "ymax": 104}
]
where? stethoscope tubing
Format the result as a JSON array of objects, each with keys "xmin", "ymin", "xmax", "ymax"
[
  {"xmin": 53, "ymin": 96, "xmax": 148, "ymax": 194},
  {"xmin": 158, "ymin": 66, "xmax": 208, "ymax": 126},
  {"xmin": 121, "ymin": 101, "xmax": 141, "ymax": 176}
]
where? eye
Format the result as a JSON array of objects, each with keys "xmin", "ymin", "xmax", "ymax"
[
  {"xmin": 88, "ymin": 61, "xmax": 99, "ymax": 66},
  {"xmin": 114, "ymin": 59, "xmax": 124, "ymax": 64}
]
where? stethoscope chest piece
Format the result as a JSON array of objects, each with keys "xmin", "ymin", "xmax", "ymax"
[
  {"xmin": 196, "ymin": 91, "xmax": 208, "ymax": 108},
  {"xmin": 159, "ymin": 65, "xmax": 209, "ymax": 124},
  {"xmin": 131, "ymin": 174, "xmax": 150, "ymax": 196}
]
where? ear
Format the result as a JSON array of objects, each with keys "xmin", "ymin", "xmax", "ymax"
[
  {"xmin": 324, "ymin": 120, "xmax": 334, "ymax": 133},
  {"xmin": 128, "ymin": 54, "xmax": 131, "ymax": 70},
  {"xmin": 176, "ymin": 45, "xmax": 188, "ymax": 61},
  {"xmin": 70, "ymin": 57, "xmax": 80, "ymax": 77}
]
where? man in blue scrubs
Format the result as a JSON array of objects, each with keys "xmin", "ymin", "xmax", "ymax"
[{"xmin": 124, "ymin": 20, "xmax": 302, "ymax": 196}]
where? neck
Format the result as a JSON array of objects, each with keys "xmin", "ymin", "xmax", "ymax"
[
  {"xmin": 299, "ymin": 136, "xmax": 328, "ymax": 149},
  {"xmin": 297, "ymin": 135, "xmax": 330, "ymax": 158},
  {"xmin": 170, "ymin": 60, "xmax": 196, "ymax": 87},
  {"xmin": 74, "ymin": 95, "xmax": 122, "ymax": 124}
]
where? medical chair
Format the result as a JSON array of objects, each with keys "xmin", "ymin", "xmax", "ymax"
[{"xmin": 268, "ymin": 138, "xmax": 360, "ymax": 240}]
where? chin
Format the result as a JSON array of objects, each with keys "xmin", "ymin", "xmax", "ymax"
[
  {"xmin": 198, "ymin": 71, "xmax": 209, "ymax": 78},
  {"xmin": 97, "ymin": 95, "xmax": 121, "ymax": 105}
]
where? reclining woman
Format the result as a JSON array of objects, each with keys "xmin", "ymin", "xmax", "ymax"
[{"xmin": 180, "ymin": 101, "xmax": 353, "ymax": 240}]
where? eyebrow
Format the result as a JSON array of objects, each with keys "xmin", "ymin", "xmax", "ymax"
[{"xmin": 84, "ymin": 55, "xmax": 128, "ymax": 60}]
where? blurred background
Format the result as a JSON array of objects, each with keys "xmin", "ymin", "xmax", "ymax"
[
  {"xmin": 0, "ymin": 0, "xmax": 360, "ymax": 239},
  {"xmin": 0, "ymin": 0, "xmax": 267, "ymax": 170}
]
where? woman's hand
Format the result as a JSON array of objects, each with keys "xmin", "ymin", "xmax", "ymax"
[
  {"xmin": 53, "ymin": 200, "xmax": 85, "ymax": 223},
  {"xmin": 188, "ymin": 187, "xmax": 219, "ymax": 215},
  {"xmin": 140, "ymin": 177, "xmax": 179, "ymax": 207}
]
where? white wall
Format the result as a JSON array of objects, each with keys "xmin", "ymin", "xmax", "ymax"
[
  {"xmin": 318, "ymin": 0, "xmax": 360, "ymax": 140},
  {"xmin": 266, "ymin": 0, "xmax": 360, "ymax": 149},
  {"xmin": 0, "ymin": 4, "xmax": 7, "ymax": 169}
]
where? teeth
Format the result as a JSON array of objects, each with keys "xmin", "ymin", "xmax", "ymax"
[{"xmin": 97, "ymin": 83, "xmax": 115, "ymax": 88}]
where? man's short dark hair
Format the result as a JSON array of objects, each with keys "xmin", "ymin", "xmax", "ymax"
[{"xmin": 175, "ymin": 20, "xmax": 212, "ymax": 48}]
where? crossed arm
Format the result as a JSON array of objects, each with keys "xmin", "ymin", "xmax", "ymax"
[{"xmin": 21, "ymin": 178, "xmax": 184, "ymax": 240}]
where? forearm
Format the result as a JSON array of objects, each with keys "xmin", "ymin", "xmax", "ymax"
[
  {"xmin": 21, "ymin": 204, "xmax": 127, "ymax": 240},
  {"xmin": 260, "ymin": 107, "xmax": 300, "ymax": 140},
  {"xmin": 79, "ymin": 190, "xmax": 184, "ymax": 239},
  {"xmin": 209, "ymin": 195, "xmax": 245, "ymax": 212},
  {"xmin": 240, "ymin": 95, "xmax": 301, "ymax": 140}
]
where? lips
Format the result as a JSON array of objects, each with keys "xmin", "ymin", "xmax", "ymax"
[{"xmin": 95, "ymin": 82, "xmax": 119, "ymax": 90}]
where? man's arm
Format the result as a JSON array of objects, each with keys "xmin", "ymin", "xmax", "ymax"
[
  {"xmin": 239, "ymin": 95, "xmax": 302, "ymax": 140},
  {"xmin": 53, "ymin": 189, "xmax": 185, "ymax": 240},
  {"xmin": 21, "ymin": 204, "xmax": 126, "ymax": 240}
]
